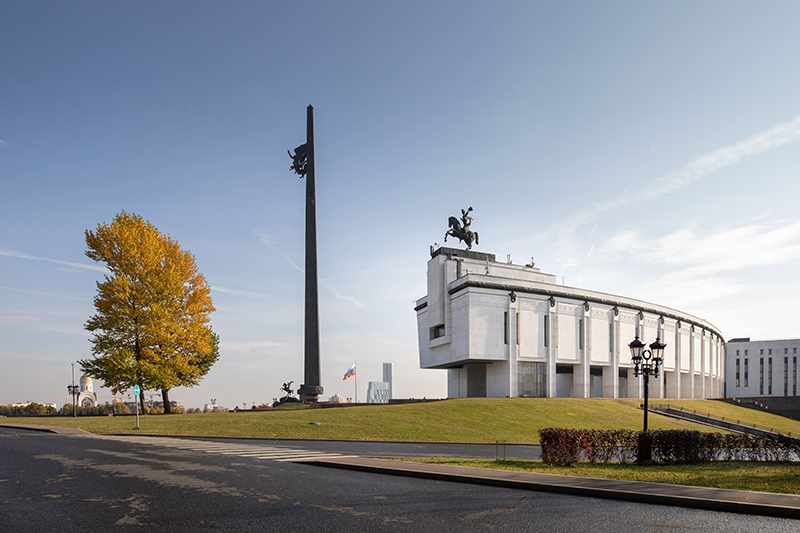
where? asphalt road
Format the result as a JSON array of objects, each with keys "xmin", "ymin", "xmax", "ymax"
[{"xmin": 1, "ymin": 427, "xmax": 797, "ymax": 532}]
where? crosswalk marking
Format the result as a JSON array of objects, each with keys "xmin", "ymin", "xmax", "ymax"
[{"xmin": 98, "ymin": 435, "xmax": 353, "ymax": 462}]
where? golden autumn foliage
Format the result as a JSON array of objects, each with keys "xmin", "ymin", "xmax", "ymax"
[{"xmin": 80, "ymin": 212, "xmax": 217, "ymax": 413}]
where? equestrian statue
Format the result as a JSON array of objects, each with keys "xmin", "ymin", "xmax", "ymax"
[{"xmin": 445, "ymin": 206, "xmax": 479, "ymax": 250}]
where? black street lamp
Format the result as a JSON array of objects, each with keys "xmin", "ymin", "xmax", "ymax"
[
  {"xmin": 628, "ymin": 336, "xmax": 666, "ymax": 432},
  {"xmin": 67, "ymin": 362, "xmax": 78, "ymax": 417}
]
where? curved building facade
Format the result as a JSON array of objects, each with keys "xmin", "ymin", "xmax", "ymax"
[{"xmin": 415, "ymin": 247, "xmax": 725, "ymax": 400}]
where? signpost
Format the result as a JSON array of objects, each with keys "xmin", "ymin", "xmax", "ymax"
[{"xmin": 133, "ymin": 385, "xmax": 140, "ymax": 429}]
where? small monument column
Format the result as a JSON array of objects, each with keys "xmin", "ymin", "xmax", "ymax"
[{"xmin": 290, "ymin": 105, "xmax": 324, "ymax": 402}]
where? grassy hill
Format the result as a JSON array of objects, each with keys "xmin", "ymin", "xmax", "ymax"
[{"xmin": 7, "ymin": 398, "xmax": 800, "ymax": 443}]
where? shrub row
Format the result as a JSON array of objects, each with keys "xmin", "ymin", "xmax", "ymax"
[{"xmin": 539, "ymin": 428, "xmax": 800, "ymax": 465}]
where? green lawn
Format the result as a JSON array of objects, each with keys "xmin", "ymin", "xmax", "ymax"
[
  {"xmin": 5, "ymin": 398, "xmax": 800, "ymax": 443},
  {"xmin": 403, "ymin": 458, "xmax": 800, "ymax": 495}
]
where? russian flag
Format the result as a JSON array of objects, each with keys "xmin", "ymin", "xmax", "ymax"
[{"xmin": 343, "ymin": 363, "xmax": 356, "ymax": 380}]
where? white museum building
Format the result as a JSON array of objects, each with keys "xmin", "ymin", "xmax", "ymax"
[
  {"xmin": 725, "ymin": 338, "xmax": 799, "ymax": 398},
  {"xmin": 415, "ymin": 247, "xmax": 725, "ymax": 400}
]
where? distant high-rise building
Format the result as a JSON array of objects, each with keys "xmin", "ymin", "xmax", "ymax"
[{"xmin": 382, "ymin": 363, "xmax": 394, "ymax": 399}]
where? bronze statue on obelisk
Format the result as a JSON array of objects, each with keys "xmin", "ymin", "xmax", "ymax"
[{"xmin": 289, "ymin": 105, "xmax": 323, "ymax": 402}]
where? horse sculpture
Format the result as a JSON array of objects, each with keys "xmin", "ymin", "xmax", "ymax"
[{"xmin": 444, "ymin": 207, "xmax": 479, "ymax": 250}]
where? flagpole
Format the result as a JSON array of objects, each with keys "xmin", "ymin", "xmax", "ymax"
[{"xmin": 354, "ymin": 361, "xmax": 357, "ymax": 404}]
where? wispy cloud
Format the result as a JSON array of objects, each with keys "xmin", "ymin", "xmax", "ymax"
[
  {"xmin": 322, "ymin": 282, "xmax": 368, "ymax": 309},
  {"xmin": 597, "ymin": 220, "xmax": 800, "ymax": 275},
  {"xmin": 0, "ymin": 140, "xmax": 7, "ymax": 146},
  {"xmin": 0, "ymin": 286, "xmax": 90, "ymax": 302},
  {"xmin": 256, "ymin": 232, "xmax": 278, "ymax": 251},
  {"xmin": 0, "ymin": 312, "xmax": 88, "ymax": 337},
  {"xmin": 255, "ymin": 232, "xmax": 367, "ymax": 309},
  {"xmin": 211, "ymin": 285, "xmax": 272, "ymax": 300},
  {"xmin": 543, "ymin": 113, "xmax": 800, "ymax": 244},
  {"xmin": 594, "ymin": 220, "xmax": 800, "ymax": 307},
  {"xmin": 0, "ymin": 248, "xmax": 107, "ymax": 273}
]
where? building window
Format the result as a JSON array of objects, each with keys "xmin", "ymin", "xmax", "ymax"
[
  {"xmin": 760, "ymin": 349, "xmax": 764, "ymax": 355},
  {"xmin": 768, "ymin": 358, "xmax": 773, "ymax": 395},
  {"xmin": 744, "ymin": 359, "xmax": 749, "ymax": 387},
  {"xmin": 785, "ymin": 357, "xmax": 789, "ymax": 396},
  {"xmin": 516, "ymin": 312, "xmax": 520, "ymax": 345},
  {"xmin": 579, "ymin": 319, "xmax": 584, "ymax": 350},
  {"xmin": 760, "ymin": 358, "xmax": 764, "ymax": 395},
  {"xmin": 786, "ymin": 348, "xmax": 789, "ymax": 354},
  {"xmin": 745, "ymin": 349, "xmax": 748, "ymax": 356},
  {"xmin": 517, "ymin": 361, "xmax": 546, "ymax": 397},
  {"xmin": 609, "ymin": 322, "xmax": 614, "ymax": 353},
  {"xmin": 430, "ymin": 324, "xmax": 445, "ymax": 340},
  {"xmin": 735, "ymin": 359, "xmax": 740, "ymax": 388},
  {"xmin": 736, "ymin": 350, "xmax": 740, "ymax": 356},
  {"xmin": 769, "ymin": 349, "xmax": 772, "ymax": 355},
  {"xmin": 794, "ymin": 357, "xmax": 797, "ymax": 396},
  {"xmin": 544, "ymin": 315, "xmax": 549, "ymax": 348},
  {"xmin": 504, "ymin": 312, "xmax": 508, "ymax": 345}
]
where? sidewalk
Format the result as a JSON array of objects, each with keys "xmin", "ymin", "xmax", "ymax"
[{"xmin": 298, "ymin": 456, "xmax": 800, "ymax": 519}]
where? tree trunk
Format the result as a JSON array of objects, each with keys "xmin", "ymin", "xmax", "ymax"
[
  {"xmin": 161, "ymin": 389, "xmax": 171, "ymax": 414},
  {"xmin": 139, "ymin": 389, "xmax": 146, "ymax": 415}
]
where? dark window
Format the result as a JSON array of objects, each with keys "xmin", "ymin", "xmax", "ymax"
[
  {"xmin": 430, "ymin": 324, "xmax": 445, "ymax": 340},
  {"xmin": 516, "ymin": 312, "xmax": 520, "ymax": 345},
  {"xmin": 768, "ymin": 358, "xmax": 773, "ymax": 395},
  {"xmin": 609, "ymin": 322, "xmax": 614, "ymax": 352},
  {"xmin": 794, "ymin": 357, "xmax": 797, "ymax": 396},
  {"xmin": 785, "ymin": 357, "xmax": 789, "ymax": 396},
  {"xmin": 579, "ymin": 319, "xmax": 584, "ymax": 350},
  {"xmin": 735, "ymin": 359, "xmax": 740, "ymax": 388},
  {"xmin": 760, "ymin": 358, "xmax": 764, "ymax": 395},
  {"xmin": 504, "ymin": 312, "xmax": 508, "ymax": 345},
  {"xmin": 744, "ymin": 359, "xmax": 749, "ymax": 387},
  {"xmin": 544, "ymin": 315, "xmax": 549, "ymax": 348}
]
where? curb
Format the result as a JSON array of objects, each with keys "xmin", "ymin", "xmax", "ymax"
[{"xmin": 297, "ymin": 456, "xmax": 800, "ymax": 519}]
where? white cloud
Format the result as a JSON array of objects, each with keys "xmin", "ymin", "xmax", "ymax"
[
  {"xmin": 0, "ymin": 312, "xmax": 88, "ymax": 337},
  {"xmin": 211, "ymin": 285, "xmax": 272, "ymax": 300},
  {"xmin": 592, "ymin": 220, "xmax": 800, "ymax": 309},
  {"xmin": 0, "ymin": 286, "xmax": 90, "ymax": 301},
  {"xmin": 0, "ymin": 140, "xmax": 7, "ymax": 146},
  {"xmin": 256, "ymin": 231, "xmax": 278, "ymax": 251},
  {"xmin": 0, "ymin": 247, "xmax": 107, "ymax": 273},
  {"xmin": 597, "ymin": 220, "xmax": 800, "ymax": 276},
  {"xmin": 255, "ymin": 233, "xmax": 367, "ymax": 309},
  {"xmin": 536, "ymin": 113, "xmax": 800, "ymax": 248}
]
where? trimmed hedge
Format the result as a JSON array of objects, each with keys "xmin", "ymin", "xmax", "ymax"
[{"xmin": 539, "ymin": 428, "xmax": 800, "ymax": 465}]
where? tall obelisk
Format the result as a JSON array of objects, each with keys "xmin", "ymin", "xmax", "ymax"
[{"xmin": 297, "ymin": 105, "xmax": 323, "ymax": 402}]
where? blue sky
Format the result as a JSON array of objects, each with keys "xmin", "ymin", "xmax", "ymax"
[{"xmin": 2, "ymin": 1, "xmax": 800, "ymax": 408}]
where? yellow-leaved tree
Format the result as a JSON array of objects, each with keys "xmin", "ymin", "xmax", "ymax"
[{"xmin": 80, "ymin": 212, "xmax": 217, "ymax": 414}]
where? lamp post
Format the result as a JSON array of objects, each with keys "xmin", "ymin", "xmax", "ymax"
[
  {"xmin": 66, "ymin": 362, "xmax": 78, "ymax": 418},
  {"xmin": 628, "ymin": 336, "xmax": 666, "ymax": 432}
]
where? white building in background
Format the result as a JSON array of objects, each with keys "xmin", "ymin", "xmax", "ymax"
[
  {"xmin": 415, "ymin": 247, "xmax": 725, "ymax": 400},
  {"xmin": 366, "ymin": 363, "xmax": 394, "ymax": 404},
  {"xmin": 725, "ymin": 338, "xmax": 799, "ymax": 398},
  {"xmin": 77, "ymin": 374, "xmax": 98, "ymax": 407},
  {"xmin": 366, "ymin": 382, "xmax": 391, "ymax": 404},
  {"xmin": 328, "ymin": 394, "xmax": 348, "ymax": 403}
]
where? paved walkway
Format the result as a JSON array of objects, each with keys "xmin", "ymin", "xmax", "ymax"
[{"xmin": 298, "ymin": 456, "xmax": 800, "ymax": 519}]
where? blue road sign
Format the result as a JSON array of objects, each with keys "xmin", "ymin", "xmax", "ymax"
[{"xmin": 134, "ymin": 385, "xmax": 140, "ymax": 395}]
